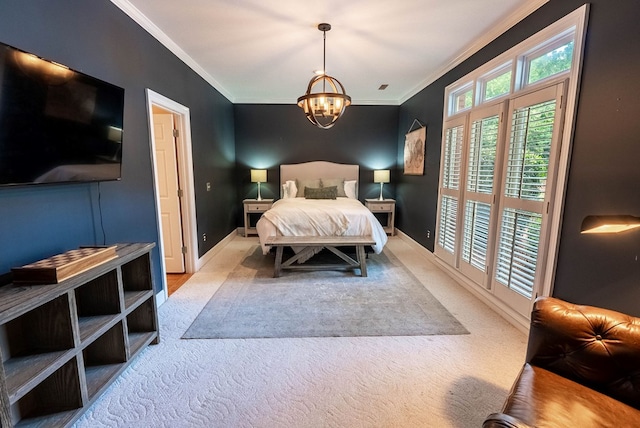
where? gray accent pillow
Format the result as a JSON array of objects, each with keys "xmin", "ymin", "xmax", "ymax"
[
  {"xmin": 296, "ymin": 178, "xmax": 321, "ymax": 197},
  {"xmin": 321, "ymin": 178, "xmax": 346, "ymax": 197},
  {"xmin": 304, "ymin": 186, "xmax": 337, "ymax": 199}
]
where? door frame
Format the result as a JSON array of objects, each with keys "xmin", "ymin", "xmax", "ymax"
[{"xmin": 146, "ymin": 89, "xmax": 198, "ymax": 304}]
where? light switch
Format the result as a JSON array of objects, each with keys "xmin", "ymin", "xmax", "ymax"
[{"xmin": 206, "ymin": 182, "xmax": 211, "ymax": 191}]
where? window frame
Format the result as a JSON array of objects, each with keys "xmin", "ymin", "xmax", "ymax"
[
  {"xmin": 478, "ymin": 62, "xmax": 513, "ymax": 104},
  {"xmin": 435, "ymin": 5, "xmax": 589, "ymax": 323},
  {"xmin": 522, "ymin": 31, "xmax": 575, "ymax": 88},
  {"xmin": 448, "ymin": 82, "xmax": 475, "ymax": 117}
]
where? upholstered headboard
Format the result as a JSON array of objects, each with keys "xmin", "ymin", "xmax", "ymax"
[{"xmin": 280, "ymin": 161, "xmax": 359, "ymax": 198}]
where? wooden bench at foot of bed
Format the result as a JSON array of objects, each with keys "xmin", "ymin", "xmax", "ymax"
[{"xmin": 264, "ymin": 235, "xmax": 376, "ymax": 277}]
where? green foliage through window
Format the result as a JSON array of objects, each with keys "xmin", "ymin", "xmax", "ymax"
[
  {"xmin": 484, "ymin": 71, "xmax": 512, "ymax": 101},
  {"xmin": 528, "ymin": 41, "xmax": 574, "ymax": 85},
  {"xmin": 452, "ymin": 88, "xmax": 474, "ymax": 114}
]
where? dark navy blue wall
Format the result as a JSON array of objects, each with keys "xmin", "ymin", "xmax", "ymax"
[
  {"xmin": 0, "ymin": 0, "xmax": 236, "ymax": 291},
  {"xmin": 398, "ymin": 0, "xmax": 640, "ymax": 316},
  {"xmin": 234, "ymin": 104, "xmax": 399, "ymax": 209}
]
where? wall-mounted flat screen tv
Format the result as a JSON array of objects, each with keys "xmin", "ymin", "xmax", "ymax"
[{"xmin": 0, "ymin": 41, "xmax": 124, "ymax": 187}]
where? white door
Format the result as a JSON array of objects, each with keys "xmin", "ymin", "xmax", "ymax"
[{"xmin": 153, "ymin": 113, "xmax": 185, "ymax": 273}]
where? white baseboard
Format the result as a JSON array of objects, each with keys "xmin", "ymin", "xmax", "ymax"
[
  {"xmin": 155, "ymin": 229, "xmax": 237, "ymax": 308},
  {"xmin": 155, "ymin": 289, "xmax": 166, "ymax": 307},
  {"xmin": 395, "ymin": 229, "xmax": 530, "ymax": 334},
  {"xmin": 195, "ymin": 229, "xmax": 239, "ymax": 271}
]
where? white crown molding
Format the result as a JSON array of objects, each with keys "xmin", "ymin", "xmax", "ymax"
[
  {"xmin": 110, "ymin": 0, "xmax": 234, "ymax": 102},
  {"xmin": 398, "ymin": 0, "xmax": 550, "ymax": 104}
]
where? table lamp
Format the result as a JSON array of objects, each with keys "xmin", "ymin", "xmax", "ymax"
[
  {"xmin": 374, "ymin": 170, "xmax": 390, "ymax": 201},
  {"xmin": 250, "ymin": 169, "xmax": 267, "ymax": 201}
]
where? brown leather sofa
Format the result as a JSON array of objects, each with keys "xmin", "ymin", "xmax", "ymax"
[{"xmin": 483, "ymin": 296, "xmax": 640, "ymax": 428}]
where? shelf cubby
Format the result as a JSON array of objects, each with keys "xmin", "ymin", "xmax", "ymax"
[
  {"xmin": 121, "ymin": 256, "xmax": 152, "ymax": 291},
  {"xmin": 74, "ymin": 269, "xmax": 121, "ymax": 344},
  {"xmin": 13, "ymin": 357, "xmax": 82, "ymax": 427},
  {"xmin": 127, "ymin": 298, "xmax": 159, "ymax": 354},
  {"xmin": 82, "ymin": 322, "xmax": 126, "ymax": 400},
  {"xmin": 4, "ymin": 295, "xmax": 75, "ymax": 357},
  {"xmin": 0, "ymin": 243, "xmax": 158, "ymax": 428},
  {"xmin": 2, "ymin": 294, "xmax": 75, "ymax": 406}
]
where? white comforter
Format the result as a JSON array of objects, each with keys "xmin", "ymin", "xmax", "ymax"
[{"xmin": 256, "ymin": 197, "xmax": 388, "ymax": 255}]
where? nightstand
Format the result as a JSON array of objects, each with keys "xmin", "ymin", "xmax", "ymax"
[
  {"xmin": 243, "ymin": 199, "xmax": 274, "ymax": 237},
  {"xmin": 365, "ymin": 199, "xmax": 396, "ymax": 235}
]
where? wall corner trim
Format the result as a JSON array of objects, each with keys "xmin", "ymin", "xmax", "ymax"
[{"xmin": 109, "ymin": 0, "xmax": 234, "ymax": 102}]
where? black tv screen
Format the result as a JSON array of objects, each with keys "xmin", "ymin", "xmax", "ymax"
[{"xmin": 0, "ymin": 42, "xmax": 124, "ymax": 187}]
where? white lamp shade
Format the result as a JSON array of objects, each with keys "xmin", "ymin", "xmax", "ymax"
[
  {"xmin": 250, "ymin": 169, "xmax": 267, "ymax": 183},
  {"xmin": 374, "ymin": 170, "xmax": 390, "ymax": 183}
]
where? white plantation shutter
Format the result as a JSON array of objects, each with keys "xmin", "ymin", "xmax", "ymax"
[
  {"xmin": 442, "ymin": 125, "xmax": 463, "ymax": 191},
  {"xmin": 435, "ymin": 83, "xmax": 566, "ymax": 318},
  {"xmin": 459, "ymin": 106, "xmax": 503, "ymax": 285},
  {"xmin": 493, "ymin": 83, "xmax": 564, "ymax": 311},
  {"xmin": 467, "ymin": 115, "xmax": 499, "ymax": 195},
  {"xmin": 495, "ymin": 208, "xmax": 542, "ymax": 297},
  {"xmin": 435, "ymin": 120, "xmax": 465, "ymax": 263},
  {"xmin": 438, "ymin": 195, "xmax": 458, "ymax": 253},
  {"xmin": 505, "ymin": 100, "xmax": 556, "ymax": 202},
  {"xmin": 462, "ymin": 200, "xmax": 491, "ymax": 271}
]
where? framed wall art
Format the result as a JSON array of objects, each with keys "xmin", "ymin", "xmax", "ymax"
[{"xmin": 404, "ymin": 119, "xmax": 426, "ymax": 175}]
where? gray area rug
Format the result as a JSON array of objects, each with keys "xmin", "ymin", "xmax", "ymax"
[{"xmin": 183, "ymin": 246, "xmax": 468, "ymax": 339}]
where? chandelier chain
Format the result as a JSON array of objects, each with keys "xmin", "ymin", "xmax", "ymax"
[{"xmin": 322, "ymin": 29, "xmax": 326, "ymax": 92}]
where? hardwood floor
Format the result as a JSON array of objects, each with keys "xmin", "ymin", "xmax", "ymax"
[{"xmin": 166, "ymin": 272, "xmax": 193, "ymax": 295}]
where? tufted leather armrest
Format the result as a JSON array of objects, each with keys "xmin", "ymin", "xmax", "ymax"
[
  {"xmin": 482, "ymin": 412, "xmax": 533, "ymax": 428},
  {"xmin": 526, "ymin": 297, "xmax": 640, "ymax": 410}
]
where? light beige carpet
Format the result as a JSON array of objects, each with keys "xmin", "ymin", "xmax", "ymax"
[{"xmin": 73, "ymin": 235, "xmax": 527, "ymax": 428}]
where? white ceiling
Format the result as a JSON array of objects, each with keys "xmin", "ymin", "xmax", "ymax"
[{"xmin": 112, "ymin": 0, "xmax": 547, "ymax": 105}]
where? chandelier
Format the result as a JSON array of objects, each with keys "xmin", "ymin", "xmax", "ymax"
[{"xmin": 297, "ymin": 23, "xmax": 351, "ymax": 129}]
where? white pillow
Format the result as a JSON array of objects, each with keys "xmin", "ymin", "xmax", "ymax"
[
  {"xmin": 282, "ymin": 180, "xmax": 297, "ymax": 198},
  {"xmin": 344, "ymin": 180, "xmax": 357, "ymax": 199}
]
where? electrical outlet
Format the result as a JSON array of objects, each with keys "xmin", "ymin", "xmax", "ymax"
[
  {"xmin": 206, "ymin": 182, "xmax": 211, "ymax": 191},
  {"xmin": 426, "ymin": 230, "xmax": 431, "ymax": 239},
  {"xmin": 202, "ymin": 233, "xmax": 207, "ymax": 242}
]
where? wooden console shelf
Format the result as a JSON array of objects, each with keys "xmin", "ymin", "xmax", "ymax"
[{"xmin": 0, "ymin": 243, "xmax": 159, "ymax": 428}]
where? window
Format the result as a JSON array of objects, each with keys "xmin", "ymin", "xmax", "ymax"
[
  {"xmin": 437, "ymin": 119, "xmax": 465, "ymax": 265},
  {"xmin": 492, "ymin": 84, "xmax": 564, "ymax": 313},
  {"xmin": 461, "ymin": 111, "xmax": 501, "ymax": 281},
  {"xmin": 462, "ymin": 201, "xmax": 491, "ymax": 272},
  {"xmin": 435, "ymin": 6, "xmax": 587, "ymax": 321},
  {"xmin": 495, "ymin": 208, "xmax": 542, "ymax": 297},
  {"xmin": 449, "ymin": 83, "xmax": 474, "ymax": 115},
  {"xmin": 504, "ymin": 99, "xmax": 557, "ymax": 202},
  {"xmin": 480, "ymin": 64, "xmax": 513, "ymax": 103},
  {"xmin": 526, "ymin": 39, "xmax": 574, "ymax": 85},
  {"xmin": 438, "ymin": 195, "xmax": 459, "ymax": 255},
  {"xmin": 456, "ymin": 103, "xmax": 505, "ymax": 286},
  {"xmin": 468, "ymin": 115, "xmax": 500, "ymax": 194}
]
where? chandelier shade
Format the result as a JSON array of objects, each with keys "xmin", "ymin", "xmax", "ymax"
[{"xmin": 297, "ymin": 23, "xmax": 351, "ymax": 129}]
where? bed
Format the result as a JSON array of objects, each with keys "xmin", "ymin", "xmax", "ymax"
[{"xmin": 255, "ymin": 162, "xmax": 388, "ymax": 272}]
